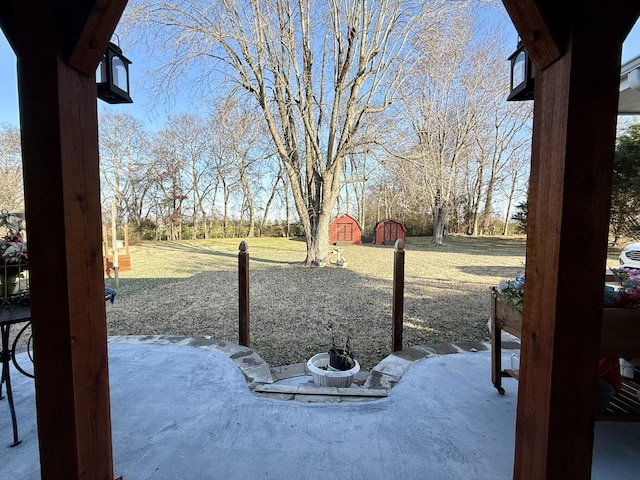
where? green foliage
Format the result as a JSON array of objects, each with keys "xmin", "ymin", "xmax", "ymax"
[
  {"xmin": 497, "ymin": 274, "xmax": 525, "ymax": 312},
  {"xmin": 402, "ymin": 213, "xmax": 432, "ymax": 237},
  {"xmin": 511, "ymin": 201, "xmax": 528, "ymax": 234},
  {"xmin": 129, "ymin": 218, "xmax": 157, "ymax": 241},
  {"xmin": 610, "ymin": 123, "xmax": 640, "ymax": 242}
]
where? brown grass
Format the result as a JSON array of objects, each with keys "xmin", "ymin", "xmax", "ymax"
[{"xmin": 105, "ymin": 236, "xmax": 623, "ymax": 371}]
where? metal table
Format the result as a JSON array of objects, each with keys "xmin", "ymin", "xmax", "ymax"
[{"xmin": 0, "ymin": 304, "xmax": 33, "ymax": 447}]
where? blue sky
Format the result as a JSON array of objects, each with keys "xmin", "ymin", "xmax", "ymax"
[{"xmin": 1, "ymin": 16, "xmax": 639, "ymax": 128}]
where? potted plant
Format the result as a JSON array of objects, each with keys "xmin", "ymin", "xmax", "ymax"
[
  {"xmin": 0, "ymin": 212, "xmax": 28, "ymax": 298},
  {"xmin": 306, "ymin": 324, "xmax": 360, "ymax": 387},
  {"xmin": 328, "ymin": 327, "xmax": 356, "ymax": 371}
]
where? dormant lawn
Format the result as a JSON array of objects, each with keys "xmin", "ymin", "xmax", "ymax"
[{"xmin": 105, "ymin": 236, "xmax": 622, "ymax": 371}]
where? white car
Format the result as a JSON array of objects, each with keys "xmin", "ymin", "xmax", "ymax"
[{"xmin": 619, "ymin": 243, "xmax": 640, "ymax": 269}]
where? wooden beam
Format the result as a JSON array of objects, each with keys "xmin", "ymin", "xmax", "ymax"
[
  {"xmin": 501, "ymin": 0, "xmax": 565, "ymax": 69},
  {"xmin": 513, "ymin": 4, "xmax": 640, "ymax": 479},
  {"xmin": 67, "ymin": 0, "xmax": 130, "ymax": 76},
  {"xmin": 2, "ymin": 1, "xmax": 129, "ymax": 76},
  {"xmin": 0, "ymin": 2, "xmax": 17, "ymax": 52}
]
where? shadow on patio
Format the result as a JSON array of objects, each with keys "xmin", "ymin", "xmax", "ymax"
[{"xmin": 2, "ymin": 337, "xmax": 640, "ymax": 479}]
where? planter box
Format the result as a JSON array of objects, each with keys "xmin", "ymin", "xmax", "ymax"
[
  {"xmin": 492, "ymin": 291, "xmax": 640, "ymax": 358},
  {"xmin": 104, "ymin": 254, "xmax": 131, "ymax": 274},
  {"xmin": 490, "ymin": 288, "xmax": 640, "ymax": 419}
]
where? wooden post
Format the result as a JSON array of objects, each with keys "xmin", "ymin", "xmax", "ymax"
[
  {"xmin": 392, "ymin": 239, "xmax": 405, "ymax": 352},
  {"xmin": 501, "ymin": 2, "xmax": 640, "ymax": 478},
  {"xmin": 239, "ymin": 241, "xmax": 250, "ymax": 347},
  {"xmin": 124, "ymin": 224, "xmax": 129, "ymax": 255},
  {"xmin": 14, "ymin": 36, "xmax": 115, "ymax": 480},
  {"xmin": 111, "ymin": 202, "xmax": 119, "ymax": 288},
  {"xmin": 102, "ymin": 225, "xmax": 108, "ymax": 274}
]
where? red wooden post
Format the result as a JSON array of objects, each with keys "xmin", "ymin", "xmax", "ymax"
[
  {"xmin": 392, "ymin": 239, "xmax": 405, "ymax": 352},
  {"xmin": 239, "ymin": 241, "xmax": 250, "ymax": 347}
]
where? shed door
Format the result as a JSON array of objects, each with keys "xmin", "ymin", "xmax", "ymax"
[
  {"xmin": 384, "ymin": 222, "xmax": 398, "ymax": 243},
  {"xmin": 337, "ymin": 222, "xmax": 353, "ymax": 241}
]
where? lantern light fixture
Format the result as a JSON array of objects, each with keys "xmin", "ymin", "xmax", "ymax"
[
  {"xmin": 507, "ymin": 39, "xmax": 534, "ymax": 102},
  {"xmin": 97, "ymin": 42, "xmax": 133, "ymax": 104}
]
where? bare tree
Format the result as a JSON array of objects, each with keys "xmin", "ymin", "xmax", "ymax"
[
  {"xmin": 128, "ymin": 0, "xmax": 443, "ymax": 264},
  {"xmin": 475, "ymin": 102, "xmax": 531, "ymax": 235},
  {"xmin": 162, "ymin": 114, "xmax": 218, "ymax": 238},
  {"xmin": 0, "ymin": 123, "xmax": 24, "ymax": 212},
  {"xmin": 98, "ymin": 112, "xmax": 154, "ymax": 227},
  {"xmin": 260, "ymin": 161, "xmax": 285, "ymax": 235},
  {"xmin": 151, "ymin": 127, "xmax": 190, "ymax": 240},
  {"xmin": 209, "ymin": 97, "xmax": 274, "ymax": 238},
  {"xmin": 502, "ymin": 153, "xmax": 528, "ymax": 235},
  {"xmin": 399, "ymin": 7, "xmax": 524, "ymax": 244}
]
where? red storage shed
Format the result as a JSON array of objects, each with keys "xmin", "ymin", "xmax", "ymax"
[
  {"xmin": 329, "ymin": 214, "xmax": 362, "ymax": 245},
  {"xmin": 374, "ymin": 219, "xmax": 406, "ymax": 245}
]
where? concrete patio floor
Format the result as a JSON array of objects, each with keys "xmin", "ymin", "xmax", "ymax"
[{"xmin": 2, "ymin": 336, "xmax": 640, "ymax": 479}]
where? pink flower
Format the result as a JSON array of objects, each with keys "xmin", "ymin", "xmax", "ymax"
[{"xmin": 0, "ymin": 230, "xmax": 27, "ymax": 264}]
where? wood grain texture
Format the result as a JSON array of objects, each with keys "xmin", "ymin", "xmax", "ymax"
[
  {"xmin": 18, "ymin": 49, "xmax": 115, "ymax": 480},
  {"xmin": 512, "ymin": 5, "xmax": 637, "ymax": 479},
  {"xmin": 392, "ymin": 239, "xmax": 405, "ymax": 352},
  {"xmin": 67, "ymin": 0, "xmax": 130, "ymax": 76},
  {"xmin": 501, "ymin": 0, "xmax": 565, "ymax": 69},
  {"xmin": 495, "ymin": 295, "xmax": 640, "ymax": 359}
]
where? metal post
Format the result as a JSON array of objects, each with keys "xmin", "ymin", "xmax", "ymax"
[
  {"xmin": 238, "ymin": 241, "xmax": 250, "ymax": 347},
  {"xmin": 392, "ymin": 239, "xmax": 405, "ymax": 352}
]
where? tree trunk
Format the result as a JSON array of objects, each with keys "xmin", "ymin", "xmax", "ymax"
[
  {"xmin": 284, "ymin": 175, "xmax": 290, "ymax": 238},
  {"xmin": 247, "ymin": 202, "xmax": 255, "ymax": 238},
  {"xmin": 432, "ymin": 205, "xmax": 448, "ymax": 245},
  {"xmin": 503, "ymin": 170, "xmax": 519, "ymax": 236},
  {"xmin": 306, "ymin": 212, "xmax": 332, "ymax": 266},
  {"xmin": 223, "ymin": 182, "xmax": 229, "ymax": 238},
  {"xmin": 192, "ymin": 194, "xmax": 198, "ymax": 239},
  {"xmin": 202, "ymin": 212, "xmax": 208, "ymax": 239},
  {"xmin": 471, "ymin": 164, "xmax": 483, "ymax": 235},
  {"xmin": 238, "ymin": 162, "xmax": 255, "ymax": 237},
  {"xmin": 481, "ymin": 173, "xmax": 496, "ymax": 235},
  {"xmin": 261, "ymin": 166, "xmax": 283, "ymax": 233}
]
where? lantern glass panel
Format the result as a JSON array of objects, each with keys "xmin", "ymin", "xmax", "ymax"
[
  {"xmin": 112, "ymin": 57, "xmax": 128, "ymax": 92},
  {"xmin": 96, "ymin": 55, "xmax": 108, "ymax": 84},
  {"xmin": 512, "ymin": 51, "xmax": 526, "ymax": 90}
]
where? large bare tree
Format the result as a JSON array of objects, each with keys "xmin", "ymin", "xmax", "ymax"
[{"xmin": 128, "ymin": 0, "xmax": 444, "ymax": 264}]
